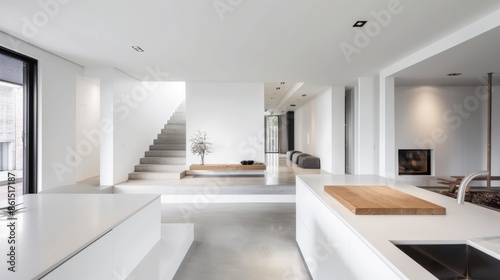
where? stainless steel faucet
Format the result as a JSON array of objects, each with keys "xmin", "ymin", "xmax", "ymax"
[{"xmin": 457, "ymin": 170, "xmax": 488, "ymax": 204}]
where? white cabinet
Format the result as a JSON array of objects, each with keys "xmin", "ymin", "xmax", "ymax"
[
  {"xmin": 42, "ymin": 233, "xmax": 113, "ymax": 280},
  {"xmin": 296, "ymin": 181, "xmax": 400, "ymax": 280},
  {"xmin": 297, "ymin": 180, "xmax": 350, "ymax": 279},
  {"xmin": 42, "ymin": 197, "xmax": 161, "ymax": 279}
]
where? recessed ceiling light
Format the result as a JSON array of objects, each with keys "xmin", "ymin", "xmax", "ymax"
[
  {"xmin": 447, "ymin": 73, "xmax": 462, "ymax": 76},
  {"xmin": 290, "ymin": 104, "xmax": 296, "ymax": 107},
  {"xmin": 276, "ymin": 87, "xmax": 281, "ymax": 90},
  {"xmin": 302, "ymin": 94, "xmax": 307, "ymax": 97},
  {"xmin": 280, "ymin": 82, "xmax": 285, "ymax": 84},
  {"xmin": 353, "ymin": 21, "xmax": 367, "ymax": 27},
  {"xmin": 131, "ymin": 46, "xmax": 144, "ymax": 52}
]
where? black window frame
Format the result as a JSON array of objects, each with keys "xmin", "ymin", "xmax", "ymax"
[{"xmin": 0, "ymin": 46, "xmax": 38, "ymax": 194}]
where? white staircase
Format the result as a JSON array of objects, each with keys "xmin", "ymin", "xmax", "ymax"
[{"xmin": 128, "ymin": 102, "xmax": 186, "ymax": 180}]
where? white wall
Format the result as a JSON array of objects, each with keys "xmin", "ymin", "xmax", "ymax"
[
  {"xmin": 0, "ymin": 31, "xmax": 85, "ymax": 190},
  {"xmin": 294, "ymin": 87, "xmax": 345, "ymax": 174},
  {"xmin": 493, "ymin": 86, "xmax": 500, "ymax": 177},
  {"xmin": 345, "ymin": 89, "xmax": 354, "ymax": 174},
  {"xmin": 354, "ymin": 78, "xmax": 379, "ymax": 174},
  {"xmin": 186, "ymin": 82, "xmax": 264, "ymax": 166},
  {"xmin": 75, "ymin": 76, "xmax": 100, "ymax": 182},
  {"xmin": 395, "ymin": 86, "xmax": 488, "ymax": 180}
]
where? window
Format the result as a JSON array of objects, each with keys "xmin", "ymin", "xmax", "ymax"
[{"xmin": 0, "ymin": 46, "xmax": 38, "ymax": 194}]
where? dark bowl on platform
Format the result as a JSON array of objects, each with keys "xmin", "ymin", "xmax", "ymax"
[{"xmin": 241, "ymin": 160, "xmax": 254, "ymax": 165}]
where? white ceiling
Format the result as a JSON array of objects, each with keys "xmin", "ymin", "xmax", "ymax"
[
  {"xmin": 1, "ymin": 0, "xmax": 500, "ymax": 112},
  {"xmin": 394, "ymin": 24, "xmax": 500, "ymax": 86}
]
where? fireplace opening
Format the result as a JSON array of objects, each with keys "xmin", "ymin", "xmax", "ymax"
[{"xmin": 398, "ymin": 149, "xmax": 431, "ymax": 175}]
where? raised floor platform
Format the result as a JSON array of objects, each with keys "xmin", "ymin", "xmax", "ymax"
[
  {"xmin": 126, "ymin": 223, "xmax": 194, "ymax": 280},
  {"xmin": 187, "ymin": 163, "xmax": 266, "ymax": 176}
]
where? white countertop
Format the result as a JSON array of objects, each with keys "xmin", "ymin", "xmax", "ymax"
[
  {"xmin": 0, "ymin": 194, "xmax": 159, "ymax": 280},
  {"xmin": 297, "ymin": 175, "xmax": 500, "ymax": 279}
]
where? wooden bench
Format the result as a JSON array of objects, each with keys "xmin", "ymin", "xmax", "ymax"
[
  {"xmin": 188, "ymin": 164, "xmax": 266, "ymax": 176},
  {"xmin": 437, "ymin": 175, "xmax": 500, "ymax": 193}
]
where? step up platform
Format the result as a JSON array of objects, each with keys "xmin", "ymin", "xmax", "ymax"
[
  {"xmin": 187, "ymin": 163, "xmax": 266, "ymax": 176},
  {"xmin": 126, "ymin": 223, "xmax": 194, "ymax": 280},
  {"xmin": 129, "ymin": 170, "xmax": 186, "ymax": 180}
]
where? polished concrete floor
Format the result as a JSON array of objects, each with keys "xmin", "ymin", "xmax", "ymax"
[{"xmin": 162, "ymin": 203, "xmax": 311, "ymax": 280}]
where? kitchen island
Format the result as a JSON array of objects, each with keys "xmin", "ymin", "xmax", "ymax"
[
  {"xmin": 296, "ymin": 175, "xmax": 500, "ymax": 279},
  {"xmin": 0, "ymin": 194, "xmax": 160, "ymax": 280}
]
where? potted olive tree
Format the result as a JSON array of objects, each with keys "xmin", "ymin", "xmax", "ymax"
[{"xmin": 189, "ymin": 130, "xmax": 212, "ymax": 165}]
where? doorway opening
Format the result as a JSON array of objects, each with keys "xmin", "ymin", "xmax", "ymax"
[{"xmin": 265, "ymin": 115, "xmax": 279, "ymax": 153}]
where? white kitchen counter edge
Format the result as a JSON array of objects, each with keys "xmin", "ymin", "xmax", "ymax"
[{"xmin": 296, "ymin": 174, "xmax": 500, "ymax": 279}]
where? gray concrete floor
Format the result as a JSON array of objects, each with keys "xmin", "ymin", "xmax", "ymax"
[{"xmin": 162, "ymin": 203, "xmax": 311, "ymax": 280}]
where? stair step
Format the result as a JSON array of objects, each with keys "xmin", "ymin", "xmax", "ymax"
[
  {"xmin": 161, "ymin": 128, "xmax": 185, "ymax": 134},
  {"xmin": 129, "ymin": 171, "xmax": 186, "ymax": 180},
  {"xmin": 135, "ymin": 164, "xmax": 185, "ymax": 172},
  {"xmin": 171, "ymin": 113, "xmax": 185, "ymax": 118},
  {"xmin": 140, "ymin": 157, "xmax": 186, "ymax": 164},
  {"xmin": 167, "ymin": 120, "xmax": 185, "ymax": 125},
  {"xmin": 145, "ymin": 150, "xmax": 186, "ymax": 157},
  {"xmin": 154, "ymin": 138, "xmax": 185, "ymax": 144},
  {"xmin": 163, "ymin": 123, "xmax": 185, "ymax": 128},
  {"xmin": 157, "ymin": 134, "xmax": 186, "ymax": 139},
  {"xmin": 150, "ymin": 144, "xmax": 186, "ymax": 150}
]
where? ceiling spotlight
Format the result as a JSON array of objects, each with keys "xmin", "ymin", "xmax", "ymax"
[
  {"xmin": 280, "ymin": 82, "xmax": 285, "ymax": 84},
  {"xmin": 271, "ymin": 97, "xmax": 274, "ymax": 100},
  {"xmin": 447, "ymin": 73, "xmax": 462, "ymax": 76},
  {"xmin": 302, "ymin": 94, "xmax": 307, "ymax": 97},
  {"xmin": 276, "ymin": 87, "xmax": 281, "ymax": 90},
  {"xmin": 290, "ymin": 104, "xmax": 296, "ymax": 107},
  {"xmin": 353, "ymin": 21, "xmax": 367, "ymax": 27},
  {"xmin": 131, "ymin": 46, "xmax": 144, "ymax": 52}
]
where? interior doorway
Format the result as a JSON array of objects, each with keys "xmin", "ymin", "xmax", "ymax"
[
  {"xmin": 0, "ymin": 47, "xmax": 38, "ymax": 196},
  {"xmin": 265, "ymin": 115, "xmax": 279, "ymax": 153}
]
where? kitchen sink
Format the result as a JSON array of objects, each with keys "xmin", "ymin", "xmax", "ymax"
[{"xmin": 395, "ymin": 244, "xmax": 500, "ymax": 279}]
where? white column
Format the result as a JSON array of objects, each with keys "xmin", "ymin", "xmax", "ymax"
[
  {"xmin": 379, "ymin": 77, "xmax": 396, "ymax": 179},
  {"xmin": 354, "ymin": 78, "xmax": 379, "ymax": 174},
  {"xmin": 331, "ymin": 86, "xmax": 345, "ymax": 174}
]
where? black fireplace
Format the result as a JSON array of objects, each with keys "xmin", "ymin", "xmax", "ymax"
[{"xmin": 398, "ymin": 149, "xmax": 431, "ymax": 175}]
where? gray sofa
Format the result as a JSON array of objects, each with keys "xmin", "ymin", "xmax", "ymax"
[{"xmin": 287, "ymin": 150, "xmax": 320, "ymax": 169}]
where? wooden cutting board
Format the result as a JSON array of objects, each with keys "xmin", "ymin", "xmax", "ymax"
[{"xmin": 324, "ymin": 186, "xmax": 446, "ymax": 215}]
